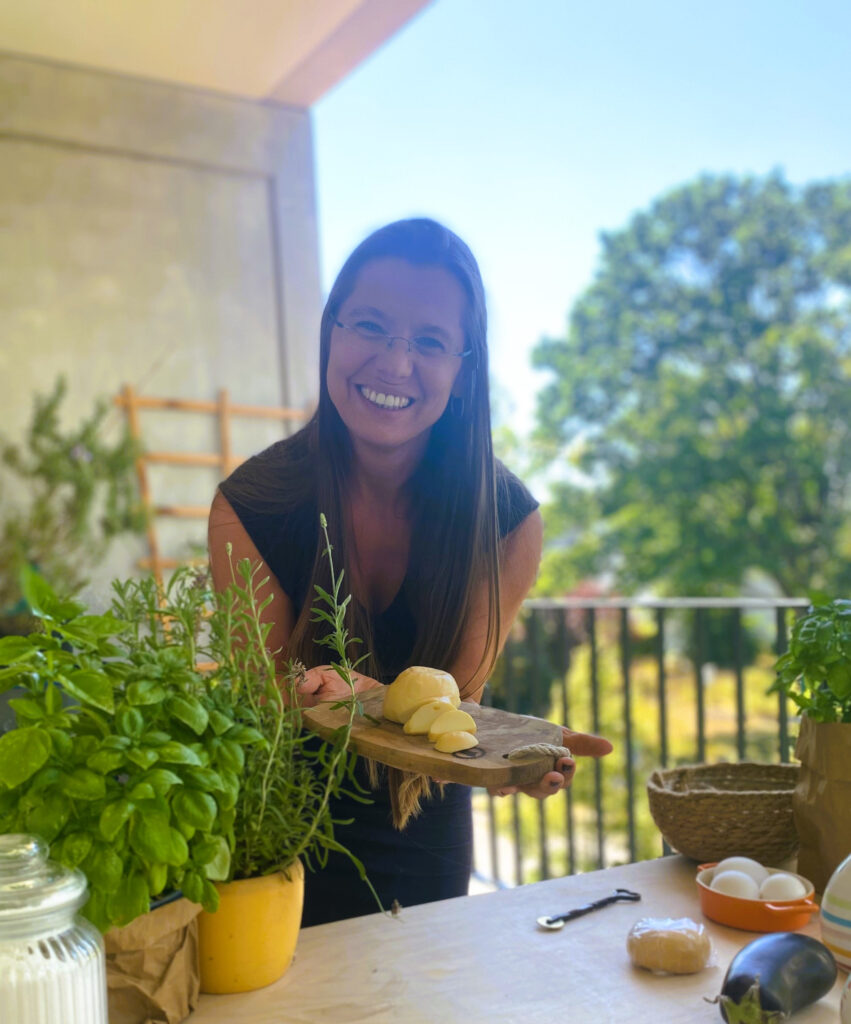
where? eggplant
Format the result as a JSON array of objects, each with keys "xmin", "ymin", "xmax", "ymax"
[{"xmin": 712, "ymin": 932, "xmax": 837, "ymax": 1023}]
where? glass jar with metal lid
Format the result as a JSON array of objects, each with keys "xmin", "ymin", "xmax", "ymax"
[{"xmin": 0, "ymin": 833, "xmax": 107, "ymax": 1023}]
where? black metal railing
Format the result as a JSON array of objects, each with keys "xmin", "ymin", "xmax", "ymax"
[{"xmin": 472, "ymin": 597, "xmax": 809, "ymax": 890}]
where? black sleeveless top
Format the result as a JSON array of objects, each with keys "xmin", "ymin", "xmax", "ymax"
[
  {"xmin": 219, "ymin": 462, "xmax": 538, "ymax": 683},
  {"xmin": 219, "ymin": 455, "xmax": 538, "ymax": 924}
]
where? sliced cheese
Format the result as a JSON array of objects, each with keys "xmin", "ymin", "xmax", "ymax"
[
  {"xmin": 382, "ymin": 666, "xmax": 460, "ymax": 724},
  {"xmin": 403, "ymin": 697, "xmax": 455, "ymax": 734},
  {"xmin": 434, "ymin": 731, "xmax": 479, "ymax": 753},
  {"xmin": 427, "ymin": 708, "xmax": 477, "ymax": 742}
]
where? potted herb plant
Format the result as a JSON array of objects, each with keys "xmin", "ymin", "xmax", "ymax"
[
  {"xmin": 772, "ymin": 595, "xmax": 851, "ymax": 891},
  {"xmin": 0, "ymin": 566, "xmax": 261, "ymax": 1023},
  {"xmin": 0, "ymin": 377, "xmax": 146, "ymax": 627},
  {"xmin": 0, "ymin": 378, "xmax": 146, "ymax": 735},
  {"xmin": 197, "ymin": 514, "xmax": 380, "ymax": 994}
]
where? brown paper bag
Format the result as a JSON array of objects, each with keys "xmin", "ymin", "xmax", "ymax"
[
  {"xmin": 794, "ymin": 714, "xmax": 851, "ymax": 894},
  {"xmin": 105, "ymin": 896, "xmax": 201, "ymax": 1024}
]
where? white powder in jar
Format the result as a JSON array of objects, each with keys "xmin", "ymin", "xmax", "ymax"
[{"xmin": 0, "ymin": 924, "xmax": 107, "ymax": 1024}]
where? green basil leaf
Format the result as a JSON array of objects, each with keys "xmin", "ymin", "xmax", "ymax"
[
  {"xmin": 126, "ymin": 680, "xmax": 167, "ymax": 706},
  {"xmin": 207, "ymin": 710, "xmax": 234, "ymax": 736},
  {"xmin": 126, "ymin": 747, "xmax": 159, "ymax": 770},
  {"xmin": 60, "ymin": 670, "xmax": 115, "ymax": 713},
  {"xmin": 129, "ymin": 812, "xmax": 173, "ymax": 863},
  {"xmin": 99, "ymin": 798, "xmax": 134, "ymax": 841},
  {"xmin": 216, "ymin": 769, "xmax": 240, "ymax": 812},
  {"xmin": 147, "ymin": 861, "xmax": 168, "ymax": 898},
  {"xmin": 72, "ymin": 614, "xmax": 127, "ymax": 639},
  {"xmin": 84, "ymin": 845, "xmax": 123, "ymax": 894},
  {"xmin": 55, "ymin": 832, "xmax": 93, "ymax": 868},
  {"xmin": 20, "ymin": 569, "xmax": 62, "ymax": 621},
  {"xmin": 116, "ymin": 706, "xmax": 144, "ymax": 739},
  {"xmin": 0, "ymin": 636, "xmax": 37, "ymax": 663},
  {"xmin": 194, "ymin": 835, "xmax": 231, "ymax": 881},
  {"xmin": 141, "ymin": 768, "xmax": 183, "ymax": 796},
  {"xmin": 86, "ymin": 749, "xmax": 126, "ymax": 774},
  {"xmin": 100, "ymin": 735, "xmax": 132, "ymax": 751},
  {"xmin": 175, "ymin": 819, "xmax": 196, "ymax": 841},
  {"xmin": 214, "ymin": 739, "xmax": 244, "ymax": 772},
  {"xmin": 142, "ymin": 731, "xmax": 171, "ymax": 747},
  {"xmin": 28, "ymin": 766, "xmax": 61, "ymax": 793},
  {"xmin": 223, "ymin": 724, "xmax": 264, "ymax": 745},
  {"xmin": 82, "ymin": 888, "xmax": 111, "ymax": 933},
  {"xmin": 48, "ymin": 729, "xmax": 73, "ymax": 758},
  {"xmin": 157, "ymin": 742, "xmax": 202, "ymax": 766},
  {"xmin": 133, "ymin": 795, "xmax": 170, "ymax": 818},
  {"xmin": 182, "ymin": 766, "xmax": 223, "ymax": 791},
  {"xmin": 60, "ymin": 768, "xmax": 106, "ymax": 801},
  {"xmin": 173, "ymin": 789, "xmax": 217, "ymax": 831},
  {"xmin": 168, "ymin": 696, "xmax": 209, "ymax": 736},
  {"xmin": 127, "ymin": 782, "xmax": 156, "ymax": 801},
  {"xmin": 25, "ymin": 791, "xmax": 70, "ymax": 842},
  {"xmin": 200, "ymin": 878, "xmax": 219, "ymax": 913},
  {"xmin": 181, "ymin": 869, "xmax": 205, "ymax": 904},
  {"xmin": 168, "ymin": 828, "xmax": 189, "ymax": 866},
  {"xmin": 110, "ymin": 871, "xmax": 150, "ymax": 927},
  {"xmin": 0, "ymin": 728, "xmax": 51, "ymax": 788},
  {"xmin": 7, "ymin": 698, "xmax": 45, "ymax": 722}
]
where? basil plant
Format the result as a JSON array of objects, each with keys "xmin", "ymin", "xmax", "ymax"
[{"xmin": 0, "ymin": 568, "xmax": 263, "ymax": 932}]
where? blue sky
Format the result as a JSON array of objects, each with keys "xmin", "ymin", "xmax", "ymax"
[{"xmin": 313, "ymin": 0, "xmax": 851, "ymax": 435}]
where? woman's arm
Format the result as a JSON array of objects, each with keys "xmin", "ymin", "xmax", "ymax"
[
  {"xmin": 448, "ymin": 507, "xmax": 612, "ymax": 799},
  {"xmin": 207, "ymin": 490, "xmax": 380, "ymax": 705},
  {"xmin": 208, "ymin": 489, "xmax": 295, "ymax": 666},
  {"xmin": 449, "ymin": 508, "xmax": 544, "ymax": 705}
]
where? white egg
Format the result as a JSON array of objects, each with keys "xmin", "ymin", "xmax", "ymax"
[
  {"xmin": 714, "ymin": 856, "xmax": 769, "ymax": 886},
  {"xmin": 711, "ymin": 870, "xmax": 761, "ymax": 899},
  {"xmin": 759, "ymin": 872, "xmax": 808, "ymax": 901}
]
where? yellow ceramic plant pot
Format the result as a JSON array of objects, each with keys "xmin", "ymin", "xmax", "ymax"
[{"xmin": 198, "ymin": 860, "xmax": 304, "ymax": 993}]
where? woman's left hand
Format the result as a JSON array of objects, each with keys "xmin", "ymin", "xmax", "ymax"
[
  {"xmin": 487, "ymin": 726, "xmax": 613, "ymax": 800},
  {"xmin": 306, "ymin": 665, "xmax": 382, "ymax": 704}
]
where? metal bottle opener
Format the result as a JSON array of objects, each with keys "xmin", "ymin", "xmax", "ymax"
[{"xmin": 536, "ymin": 888, "xmax": 641, "ymax": 930}]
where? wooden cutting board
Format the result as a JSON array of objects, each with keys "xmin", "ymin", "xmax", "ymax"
[{"xmin": 302, "ymin": 689, "xmax": 565, "ymax": 788}]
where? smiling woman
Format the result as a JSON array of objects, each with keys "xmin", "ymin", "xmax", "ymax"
[
  {"xmin": 207, "ymin": 218, "xmax": 610, "ymax": 927},
  {"xmin": 327, "ymin": 258, "xmax": 469, "ymax": 456}
]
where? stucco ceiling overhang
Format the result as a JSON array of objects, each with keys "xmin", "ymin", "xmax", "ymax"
[{"xmin": 0, "ymin": 0, "xmax": 432, "ymax": 106}]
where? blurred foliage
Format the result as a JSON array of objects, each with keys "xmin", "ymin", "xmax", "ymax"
[
  {"xmin": 479, "ymin": 605, "xmax": 799, "ymax": 882},
  {"xmin": 532, "ymin": 171, "xmax": 851, "ymax": 599},
  {"xmin": 0, "ymin": 378, "xmax": 147, "ymax": 622}
]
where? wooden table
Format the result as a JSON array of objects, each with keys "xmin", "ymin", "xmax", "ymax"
[{"xmin": 189, "ymin": 856, "xmax": 846, "ymax": 1023}]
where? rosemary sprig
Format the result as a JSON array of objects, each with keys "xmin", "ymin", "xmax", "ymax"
[{"xmin": 210, "ymin": 515, "xmax": 382, "ymax": 912}]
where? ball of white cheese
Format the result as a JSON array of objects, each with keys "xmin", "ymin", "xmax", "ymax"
[
  {"xmin": 711, "ymin": 870, "xmax": 761, "ymax": 900},
  {"xmin": 382, "ymin": 666, "xmax": 461, "ymax": 724}
]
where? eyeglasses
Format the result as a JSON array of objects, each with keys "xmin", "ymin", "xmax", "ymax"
[{"xmin": 333, "ymin": 319, "xmax": 472, "ymax": 361}]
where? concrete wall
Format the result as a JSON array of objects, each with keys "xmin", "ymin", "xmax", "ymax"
[{"xmin": 0, "ymin": 55, "xmax": 322, "ymax": 607}]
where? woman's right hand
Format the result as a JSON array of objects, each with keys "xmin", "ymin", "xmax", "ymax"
[{"xmin": 297, "ymin": 665, "xmax": 382, "ymax": 708}]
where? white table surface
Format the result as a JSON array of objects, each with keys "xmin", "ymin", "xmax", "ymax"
[{"xmin": 188, "ymin": 855, "xmax": 846, "ymax": 1024}]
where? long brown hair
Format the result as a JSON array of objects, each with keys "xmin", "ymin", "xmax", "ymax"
[{"xmin": 224, "ymin": 218, "xmax": 501, "ymax": 695}]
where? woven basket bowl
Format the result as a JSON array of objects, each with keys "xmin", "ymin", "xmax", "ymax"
[{"xmin": 646, "ymin": 762, "xmax": 800, "ymax": 865}]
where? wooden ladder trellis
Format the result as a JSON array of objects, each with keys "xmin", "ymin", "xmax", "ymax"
[{"xmin": 114, "ymin": 385, "xmax": 309, "ymax": 586}]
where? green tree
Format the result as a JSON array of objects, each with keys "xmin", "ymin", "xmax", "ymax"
[{"xmin": 532, "ymin": 172, "xmax": 851, "ymax": 597}]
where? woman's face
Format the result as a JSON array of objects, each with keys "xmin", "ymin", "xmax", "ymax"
[{"xmin": 327, "ymin": 257, "xmax": 468, "ymax": 459}]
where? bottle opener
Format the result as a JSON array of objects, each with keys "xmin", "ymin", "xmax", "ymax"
[{"xmin": 536, "ymin": 888, "xmax": 641, "ymax": 930}]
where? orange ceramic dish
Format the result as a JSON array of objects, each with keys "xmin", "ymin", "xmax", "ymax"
[{"xmin": 696, "ymin": 863, "xmax": 819, "ymax": 932}]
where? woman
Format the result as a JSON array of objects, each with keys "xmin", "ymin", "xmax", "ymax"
[{"xmin": 208, "ymin": 218, "xmax": 612, "ymax": 925}]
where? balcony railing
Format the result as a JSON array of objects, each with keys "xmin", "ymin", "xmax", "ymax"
[{"xmin": 472, "ymin": 597, "xmax": 809, "ymax": 890}]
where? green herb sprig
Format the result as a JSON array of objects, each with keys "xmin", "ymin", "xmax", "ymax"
[
  {"xmin": 210, "ymin": 514, "xmax": 381, "ymax": 910},
  {"xmin": 771, "ymin": 596, "xmax": 851, "ymax": 723}
]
